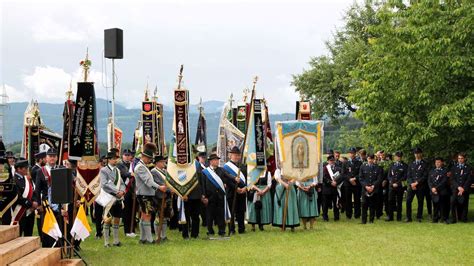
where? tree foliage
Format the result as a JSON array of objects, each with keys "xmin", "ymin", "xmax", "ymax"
[{"xmin": 294, "ymin": 1, "xmax": 473, "ymax": 159}]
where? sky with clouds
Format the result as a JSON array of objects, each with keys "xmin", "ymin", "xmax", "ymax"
[{"xmin": 1, "ymin": 0, "xmax": 355, "ymax": 113}]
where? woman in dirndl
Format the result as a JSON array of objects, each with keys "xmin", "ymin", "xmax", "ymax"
[
  {"xmin": 248, "ymin": 171, "xmax": 272, "ymax": 231},
  {"xmin": 272, "ymin": 168, "xmax": 299, "ymax": 231},
  {"xmin": 296, "ymin": 176, "xmax": 319, "ymax": 229}
]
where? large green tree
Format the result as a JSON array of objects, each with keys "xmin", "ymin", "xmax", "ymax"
[
  {"xmin": 351, "ymin": 1, "xmax": 473, "ymax": 158},
  {"xmin": 292, "ymin": 2, "xmax": 379, "ymax": 120},
  {"xmin": 294, "ymin": 1, "xmax": 473, "ymax": 159}
]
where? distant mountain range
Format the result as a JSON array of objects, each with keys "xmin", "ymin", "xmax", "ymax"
[{"xmin": 3, "ymin": 99, "xmax": 293, "ymax": 144}]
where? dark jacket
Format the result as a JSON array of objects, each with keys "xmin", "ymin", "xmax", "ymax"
[
  {"xmin": 359, "ymin": 163, "xmax": 383, "ymax": 194},
  {"xmin": 387, "ymin": 161, "xmax": 408, "ymax": 189},
  {"xmin": 202, "ymin": 166, "xmax": 236, "ymax": 203},
  {"xmin": 322, "ymin": 164, "xmax": 344, "ymax": 195},
  {"xmin": 15, "ymin": 173, "xmax": 37, "ymax": 208},
  {"xmin": 428, "ymin": 167, "xmax": 449, "ymax": 196},
  {"xmin": 343, "ymin": 158, "xmax": 362, "ymax": 186},
  {"xmin": 449, "ymin": 164, "xmax": 472, "ymax": 193},
  {"xmin": 407, "ymin": 160, "xmax": 429, "ymax": 189}
]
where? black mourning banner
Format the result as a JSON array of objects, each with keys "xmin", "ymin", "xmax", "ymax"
[
  {"xmin": 195, "ymin": 110, "xmax": 207, "ymax": 152},
  {"xmin": 142, "ymin": 101, "xmax": 156, "ymax": 149},
  {"xmin": 174, "ymin": 90, "xmax": 190, "ymax": 165},
  {"xmin": 61, "ymin": 100, "xmax": 74, "ymax": 162},
  {"xmin": 70, "ymin": 82, "xmax": 97, "ymax": 160},
  {"xmin": 253, "ymin": 99, "xmax": 265, "ymax": 166},
  {"xmin": 28, "ymin": 126, "xmax": 40, "ymax": 165},
  {"xmin": 155, "ymin": 103, "xmax": 165, "ymax": 156}
]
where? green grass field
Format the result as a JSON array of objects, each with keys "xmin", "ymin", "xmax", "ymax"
[{"xmin": 79, "ymin": 197, "xmax": 474, "ymax": 265}]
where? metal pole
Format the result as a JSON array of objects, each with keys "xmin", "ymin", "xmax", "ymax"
[{"xmin": 111, "ymin": 58, "xmax": 116, "ymax": 148}]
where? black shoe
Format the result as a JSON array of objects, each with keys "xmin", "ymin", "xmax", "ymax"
[
  {"xmin": 334, "ymin": 217, "xmax": 340, "ymax": 221},
  {"xmin": 323, "ymin": 218, "xmax": 329, "ymax": 222},
  {"xmin": 104, "ymin": 243, "xmax": 111, "ymax": 248},
  {"xmin": 361, "ymin": 221, "xmax": 367, "ymax": 224},
  {"xmin": 369, "ymin": 219, "xmax": 374, "ymax": 223},
  {"xmin": 258, "ymin": 225, "xmax": 264, "ymax": 231},
  {"xmin": 385, "ymin": 217, "xmax": 394, "ymax": 222},
  {"xmin": 113, "ymin": 242, "xmax": 122, "ymax": 247},
  {"xmin": 417, "ymin": 218, "xmax": 422, "ymax": 223},
  {"xmin": 431, "ymin": 219, "xmax": 438, "ymax": 223},
  {"xmin": 396, "ymin": 217, "xmax": 402, "ymax": 221}
]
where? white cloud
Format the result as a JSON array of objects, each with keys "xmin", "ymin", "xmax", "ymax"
[
  {"xmin": 22, "ymin": 65, "xmax": 109, "ymax": 103},
  {"xmin": 32, "ymin": 17, "xmax": 86, "ymax": 42},
  {"xmin": 4, "ymin": 84, "xmax": 26, "ymax": 103}
]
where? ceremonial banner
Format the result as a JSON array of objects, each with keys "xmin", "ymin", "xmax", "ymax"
[
  {"xmin": 27, "ymin": 126, "xmax": 40, "ymax": 165},
  {"xmin": 0, "ymin": 159, "xmax": 17, "ymax": 218},
  {"xmin": 60, "ymin": 99, "xmax": 75, "ymax": 163},
  {"xmin": 107, "ymin": 123, "xmax": 123, "ymax": 153},
  {"xmin": 141, "ymin": 101, "xmax": 156, "ymax": 149},
  {"xmin": 296, "ymin": 101, "xmax": 312, "ymax": 120},
  {"xmin": 195, "ymin": 106, "xmax": 207, "ymax": 153},
  {"xmin": 165, "ymin": 79, "xmax": 198, "ymax": 198},
  {"xmin": 275, "ymin": 120, "xmax": 323, "ymax": 181},
  {"xmin": 244, "ymin": 99, "xmax": 267, "ymax": 189},
  {"xmin": 75, "ymin": 160, "xmax": 101, "ymax": 205},
  {"xmin": 70, "ymin": 82, "xmax": 100, "ymax": 206},
  {"xmin": 217, "ymin": 102, "xmax": 245, "ymax": 166},
  {"xmin": 155, "ymin": 103, "xmax": 165, "ymax": 156},
  {"xmin": 70, "ymin": 82, "xmax": 99, "ymax": 161},
  {"xmin": 236, "ymin": 105, "xmax": 247, "ymax": 133},
  {"xmin": 21, "ymin": 101, "xmax": 62, "ymax": 164},
  {"xmin": 174, "ymin": 90, "xmax": 191, "ymax": 165},
  {"xmin": 263, "ymin": 101, "xmax": 276, "ymax": 175}
]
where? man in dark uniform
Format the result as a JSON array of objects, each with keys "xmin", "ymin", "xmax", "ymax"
[
  {"xmin": 449, "ymin": 152, "xmax": 472, "ymax": 223},
  {"xmin": 359, "ymin": 154, "xmax": 383, "ymax": 224},
  {"xmin": 343, "ymin": 147, "xmax": 362, "ymax": 219},
  {"xmin": 322, "ymin": 155, "xmax": 344, "ymax": 221},
  {"xmin": 12, "ymin": 159, "xmax": 37, "ymax": 236},
  {"xmin": 428, "ymin": 157, "xmax": 450, "ymax": 224},
  {"xmin": 406, "ymin": 147, "xmax": 430, "ymax": 222},
  {"xmin": 386, "ymin": 151, "xmax": 407, "ymax": 221},
  {"xmin": 223, "ymin": 146, "xmax": 247, "ymax": 234},
  {"xmin": 117, "ymin": 149, "xmax": 136, "ymax": 237},
  {"xmin": 33, "ymin": 148, "xmax": 66, "ymax": 247},
  {"xmin": 195, "ymin": 152, "xmax": 208, "ymax": 227},
  {"xmin": 376, "ymin": 151, "xmax": 391, "ymax": 219},
  {"xmin": 201, "ymin": 154, "xmax": 236, "ymax": 237},
  {"xmin": 31, "ymin": 150, "xmax": 46, "ymax": 241},
  {"xmin": 334, "ymin": 151, "xmax": 346, "ymax": 213},
  {"xmin": 180, "ymin": 152, "xmax": 206, "ymax": 239}
]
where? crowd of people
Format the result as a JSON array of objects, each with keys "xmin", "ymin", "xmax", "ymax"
[{"xmin": 1, "ymin": 144, "xmax": 472, "ymax": 249}]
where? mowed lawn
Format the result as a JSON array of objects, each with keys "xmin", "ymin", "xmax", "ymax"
[{"xmin": 79, "ymin": 196, "xmax": 474, "ymax": 265}]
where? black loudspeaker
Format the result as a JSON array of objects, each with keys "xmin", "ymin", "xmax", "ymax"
[
  {"xmin": 51, "ymin": 168, "xmax": 74, "ymax": 204},
  {"xmin": 104, "ymin": 28, "xmax": 123, "ymax": 59}
]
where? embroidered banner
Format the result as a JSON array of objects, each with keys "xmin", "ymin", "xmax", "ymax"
[
  {"xmin": 70, "ymin": 82, "xmax": 98, "ymax": 161},
  {"xmin": 174, "ymin": 90, "xmax": 191, "ymax": 165},
  {"xmin": 275, "ymin": 120, "xmax": 324, "ymax": 181}
]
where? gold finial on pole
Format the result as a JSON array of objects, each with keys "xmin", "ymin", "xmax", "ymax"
[
  {"xmin": 177, "ymin": 65, "xmax": 184, "ymax": 90},
  {"xmin": 80, "ymin": 48, "xmax": 91, "ymax": 82},
  {"xmin": 198, "ymin": 97, "xmax": 203, "ymax": 113},
  {"xmin": 66, "ymin": 80, "xmax": 74, "ymax": 100},
  {"xmin": 153, "ymin": 85, "xmax": 158, "ymax": 102},
  {"xmin": 229, "ymin": 93, "xmax": 234, "ymax": 108}
]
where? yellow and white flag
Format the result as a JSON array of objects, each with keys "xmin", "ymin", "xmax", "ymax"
[
  {"xmin": 42, "ymin": 203, "xmax": 62, "ymax": 241},
  {"xmin": 70, "ymin": 201, "xmax": 92, "ymax": 241}
]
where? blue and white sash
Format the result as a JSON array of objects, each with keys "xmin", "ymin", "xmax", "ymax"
[
  {"xmin": 223, "ymin": 162, "xmax": 246, "ymax": 185},
  {"xmin": 202, "ymin": 167, "xmax": 231, "ymax": 223},
  {"xmin": 177, "ymin": 196, "xmax": 186, "ymax": 224}
]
